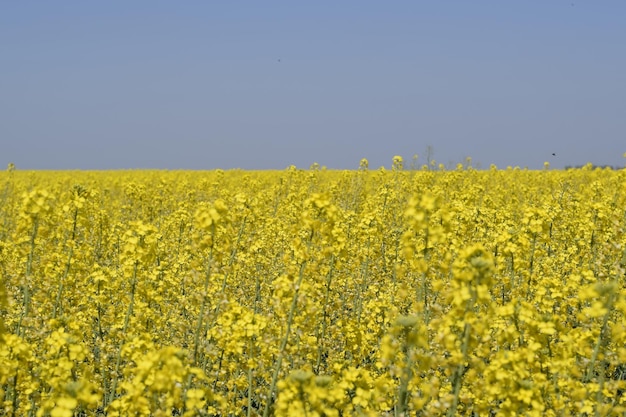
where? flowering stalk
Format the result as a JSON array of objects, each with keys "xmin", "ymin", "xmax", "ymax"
[
  {"xmin": 447, "ymin": 322, "xmax": 472, "ymax": 417},
  {"xmin": 315, "ymin": 255, "xmax": 335, "ymax": 374},
  {"xmin": 16, "ymin": 218, "xmax": 38, "ymax": 337},
  {"xmin": 193, "ymin": 245, "xmax": 214, "ymax": 365},
  {"xmin": 395, "ymin": 315, "xmax": 419, "ymax": 416},
  {"xmin": 583, "ymin": 282, "xmax": 617, "ymax": 407},
  {"xmin": 52, "ymin": 246, "xmax": 73, "ymax": 319},
  {"xmin": 106, "ymin": 261, "xmax": 138, "ymax": 408},
  {"xmin": 263, "ymin": 261, "xmax": 307, "ymax": 417},
  {"xmin": 53, "ymin": 204, "xmax": 80, "ymax": 318}
]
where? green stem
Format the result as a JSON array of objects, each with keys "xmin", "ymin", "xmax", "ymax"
[
  {"xmin": 315, "ymin": 256, "xmax": 335, "ymax": 374},
  {"xmin": 10, "ymin": 371, "xmax": 18, "ymax": 417},
  {"xmin": 193, "ymin": 246, "xmax": 214, "ymax": 365},
  {"xmin": 447, "ymin": 284, "xmax": 476, "ymax": 417},
  {"xmin": 356, "ymin": 239, "xmax": 371, "ymax": 324},
  {"xmin": 53, "ymin": 246, "xmax": 73, "ymax": 319},
  {"xmin": 526, "ymin": 233, "xmax": 537, "ymax": 301},
  {"xmin": 263, "ymin": 261, "xmax": 307, "ymax": 417},
  {"xmin": 55, "ymin": 207, "xmax": 79, "ymax": 319},
  {"xmin": 16, "ymin": 218, "xmax": 38, "ymax": 337},
  {"xmin": 247, "ymin": 339, "xmax": 255, "ymax": 417},
  {"xmin": 215, "ymin": 215, "xmax": 247, "ymax": 314},
  {"xmin": 106, "ymin": 262, "xmax": 138, "ymax": 408},
  {"xmin": 447, "ymin": 322, "xmax": 471, "ymax": 417},
  {"xmin": 397, "ymin": 336, "xmax": 415, "ymax": 416},
  {"xmin": 584, "ymin": 293, "xmax": 615, "ymax": 384}
]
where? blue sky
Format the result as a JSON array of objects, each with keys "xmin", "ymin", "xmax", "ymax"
[{"xmin": 1, "ymin": 1, "xmax": 625, "ymax": 170}]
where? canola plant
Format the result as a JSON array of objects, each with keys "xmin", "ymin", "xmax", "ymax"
[{"xmin": 1, "ymin": 159, "xmax": 626, "ymax": 416}]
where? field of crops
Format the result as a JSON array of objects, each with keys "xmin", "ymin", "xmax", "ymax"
[{"xmin": 1, "ymin": 160, "xmax": 626, "ymax": 416}]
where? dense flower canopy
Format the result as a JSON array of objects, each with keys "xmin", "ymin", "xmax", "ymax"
[{"xmin": 1, "ymin": 162, "xmax": 626, "ymax": 416}]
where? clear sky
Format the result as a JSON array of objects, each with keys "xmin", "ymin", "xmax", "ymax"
[{"xmin": 1, "ymin": 1, "xmax": 625, "ymax": 170}]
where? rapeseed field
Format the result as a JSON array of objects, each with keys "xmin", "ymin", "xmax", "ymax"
[{"xmin": 1, "ymin": 159, "xmax": 626, "ymax": 416}]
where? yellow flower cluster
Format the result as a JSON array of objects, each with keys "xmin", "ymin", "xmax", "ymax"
[{"xmin": 1, "ymin": 162, "xmax": 626, "ymax": 416}]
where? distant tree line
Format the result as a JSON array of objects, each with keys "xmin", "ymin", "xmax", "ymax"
[{"xmin": 564, "ymin": 164, "xmax": 625, "ymax": 170}]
